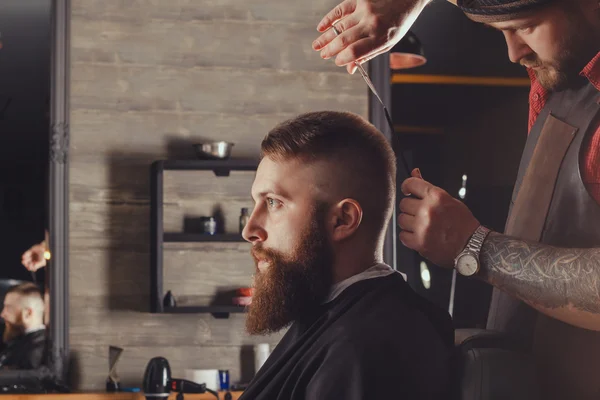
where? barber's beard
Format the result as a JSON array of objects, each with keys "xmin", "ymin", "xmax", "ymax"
[
  {"xmin": 521, "ymin": 14, "xmax": 597, "ymax": 91},
  {"xmin": 245, "ymin": 210, "xmax": 333, "ymax": 335}
]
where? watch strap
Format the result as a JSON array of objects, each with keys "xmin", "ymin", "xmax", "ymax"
[{"xmin": 465, "ymin": 225, "xmax": 491, "ymax": 258}]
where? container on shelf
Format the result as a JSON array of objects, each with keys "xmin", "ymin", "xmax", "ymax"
[{"xmin": 203, "ymin": 217, "xmax": 217, "ymax": 235}]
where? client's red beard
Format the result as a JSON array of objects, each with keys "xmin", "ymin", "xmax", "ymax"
[
  {"xmin": 246, "ymin": 209, "xmax": 333, "ymax": 335},
  {"xmin": 3, "ymin": 321, "xmax": 25, "ymax": 343}
]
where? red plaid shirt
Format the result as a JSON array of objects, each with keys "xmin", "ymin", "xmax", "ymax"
[{"xmin": 527, "ymin": 52, "xmax": 600, "ymax": 205}]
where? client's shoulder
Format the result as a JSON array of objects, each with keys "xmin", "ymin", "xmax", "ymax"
[{"xmin": 331, "ymin": 272, "xmax": 454, "ymax": 348}]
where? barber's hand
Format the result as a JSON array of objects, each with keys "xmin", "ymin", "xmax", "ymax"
[
  {"xmin": 313, "ymin": 0, "xmax": 431, "ymax": 74},
  {"xmin": 398, "ymin": 169, "xmax": 480, "ymax": 268},
  {"xmin": 21, "ymin": 243, "xmax": 47, "ymax": 272}
]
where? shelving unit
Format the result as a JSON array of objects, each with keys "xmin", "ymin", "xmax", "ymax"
[
  {"xmin": 164, "ymin": 305, "xmax": 247, "ymax": 319},
  {"xmin": 163, "ymin": 233, "xmax": 244, "ymax": 243},
  {"xmin": 150, "ymin": 158, "xmax": 258, "ymax": 317}
]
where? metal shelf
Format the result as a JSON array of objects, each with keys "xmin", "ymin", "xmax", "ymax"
[
  {"xmin": 164, "ymin": 233, "xmax": 245, "ymax": 243},
  {"xmin": 154, "ymin": 158, "xmax": 258, "ymax": 176},
  {"xmin": 150, "ymin": 158, "xmax": 258, "ymax": 315}
]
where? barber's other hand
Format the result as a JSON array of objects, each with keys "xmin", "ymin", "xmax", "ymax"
[
  {"xmin": 313, "ymin": 0, "xmax": 430, "ymax": 74},
  {"xmin": 21, "ymin": 243, "xmax": 47, "ymax": 272},
  {"xmin": 398, "ymin": 169, "xmax": 480, "ymax": 268}
]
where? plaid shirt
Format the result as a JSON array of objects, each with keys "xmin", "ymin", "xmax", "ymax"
[{"xmin": 527, "ymin": 52, "xmax": 600, "ymax": 204}]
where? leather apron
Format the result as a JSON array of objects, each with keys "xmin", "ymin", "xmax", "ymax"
[{"xmin": 486, "ymin": 77, "xmax": 600, "ymax": 400}]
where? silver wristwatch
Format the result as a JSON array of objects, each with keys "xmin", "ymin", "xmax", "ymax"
[{"xmin": 454, "ymin": 225, "xmax": 491, "ymax": 277}]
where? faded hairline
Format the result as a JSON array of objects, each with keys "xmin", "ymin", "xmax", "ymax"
[
  {"xmin": 7, "ymin": 283, "xmax": 45, "ymax": 316},
  {"xmin": 260, "ymin": 111, "xmax": 396, "ymax": 236}
]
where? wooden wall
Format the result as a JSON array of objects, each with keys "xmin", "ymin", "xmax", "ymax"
[{"xmin": 69, "ymin": 0, "xmax": 367, "ymax": 390}]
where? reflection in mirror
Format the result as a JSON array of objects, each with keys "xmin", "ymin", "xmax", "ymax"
[
  {"xmin": 0, "ymin": 283, "xmax": 47, "ymax": 369},
  {"xmin": 0, "ymin": 0, "xmax": 51, "ymax": 375}
]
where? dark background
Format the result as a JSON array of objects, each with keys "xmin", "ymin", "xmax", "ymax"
[
  {"xmin": 0, "ymin": 0, "xmax": 51, "ymax": 284},
  {"xmin": 392, "ymin": 1, "xmax": 530, "ymax": 329}
]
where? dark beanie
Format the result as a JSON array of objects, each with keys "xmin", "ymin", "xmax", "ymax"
[{"xmin": 458, "ymin": 0, "xmax": 555, "ymax": 23}]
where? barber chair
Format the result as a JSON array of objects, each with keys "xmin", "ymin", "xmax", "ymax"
[{"xmin": 454, "ymin": 329, "xmax": 541, "ymax": 400}]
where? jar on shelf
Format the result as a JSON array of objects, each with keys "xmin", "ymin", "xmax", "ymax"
[{"xmin": 203, "ymin": 217, "xmax": 217, "ymax": 235}]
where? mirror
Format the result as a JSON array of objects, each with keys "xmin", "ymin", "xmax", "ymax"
[{"xmin": 0, "ymin": 0, "xmax": 69, "ymax": 388}]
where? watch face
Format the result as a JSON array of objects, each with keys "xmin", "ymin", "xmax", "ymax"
[{"xmin": 456, "ymin": 253, "xmax": 479, "ymax": 276}]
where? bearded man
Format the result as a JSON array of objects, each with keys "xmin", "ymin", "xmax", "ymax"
[
  {"xmin": 0, "ymin": 282, "xmax": 47, "ymax": 370},
  {"xmin": 313, "ymin": 0, "xmax": 600, "ymax": 398},
  {"xmin": 238, "ymin": 111, "xmax": 454, "ymax": 400}
]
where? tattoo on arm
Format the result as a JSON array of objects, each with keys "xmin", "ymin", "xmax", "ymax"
[{"xmin": 479, "ymin": 232, "xmax": 600, "ymax": 313}]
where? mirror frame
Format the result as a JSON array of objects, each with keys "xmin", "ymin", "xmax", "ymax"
[
  {"xmin": 0, "ymin": 0, "xmax": 70, "ymax": 386},
  {"xmin": 47, "ymin": 0, "xmax": 70, "ymax": 381}
]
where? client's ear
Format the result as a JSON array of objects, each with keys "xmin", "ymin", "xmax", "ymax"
[
  {"xmin": 22, "ymin": 307, "xmax": 33, "ymax": 321},
  {"xmin": 330, "ymin": 199, "xmax": 362, "ymax": 242}
]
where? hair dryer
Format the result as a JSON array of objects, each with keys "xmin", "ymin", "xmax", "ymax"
[
  {"xmin": 142, "ymin": 357, "xmax": 219, "ymax": 399},
  {"xmin": 142, "ymin": 357, "xmax": 171, "ymax": 399}
]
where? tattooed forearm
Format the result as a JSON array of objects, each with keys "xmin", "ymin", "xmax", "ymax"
[{"xmin": 479, "ymin": 232, "xmax": 600, "ymax": 314}]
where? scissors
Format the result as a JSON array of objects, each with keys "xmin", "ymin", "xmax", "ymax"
[{"xmin": 331, "ymin": 24, "xmax": 412, "ymax": 179}]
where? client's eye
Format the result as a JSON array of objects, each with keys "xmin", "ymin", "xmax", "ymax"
[{"xmin": 267, "ymin": 198, "xmax": 282, "ymax": 209}]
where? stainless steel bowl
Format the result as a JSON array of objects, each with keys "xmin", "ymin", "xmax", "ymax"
[{"xmin": 193, "ymin": 141, "xmax": 234, "ymax": 160}]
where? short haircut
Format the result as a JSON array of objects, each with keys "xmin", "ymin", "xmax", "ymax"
[
  {"xmin": 261, "ymin": 111, "xmax": 397, "ymax": 234},
  {"xmin": 6, "ymin": 282, "xmax": 45, "ymax": 315}
]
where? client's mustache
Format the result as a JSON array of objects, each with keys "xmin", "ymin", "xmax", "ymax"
[
  {"xmin": 250, "ymin": 246, "xmax": 281, "ymax": 267},
  {"xmin": 251, "ymin": 246, "xmax": 270, "ymax": 261}
]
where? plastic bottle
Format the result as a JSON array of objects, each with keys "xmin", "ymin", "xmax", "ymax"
[{"xmin": 203, "ymin": 217, "xmax": 217, "ymax": 235}]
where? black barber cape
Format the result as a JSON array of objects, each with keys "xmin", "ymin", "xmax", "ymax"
[
  {"xmin": 0, "ymin": 329, "xmax": 47, "ymax": 370},
  {"xmin": 239, "ymin": 272, "xmax": 454, "ymax": 400}
]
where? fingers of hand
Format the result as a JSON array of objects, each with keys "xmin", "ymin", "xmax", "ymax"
[
  {"xmin": 400, "ymin": 177, "xmax": 432, "ymax": 198},
  {"xmin": 26, "ymin": 260, "xmax": 45, "ymax": 271},
  {"xmin": 320, "ymin": 23, "xmax": 364, "ymax": 60},
  {"xmin": 313, "ymin": 28, "xmax": 337, "ymax": 51},
  {"xmin": 398, "ymin": 196, "xmax": 420, "ymax": 216},
  {"xmin": 22, "ymin": 260, "xmax": 34, "ymax": 271},
  {"xmin": 334, "ymin": 36, "xmax": 386, "ymax": 66},
  {"xmin": 397, "ymin": 213, "xmax": 416, "ymax": 232},
  {"xmin": 411, "ymin": 168, "xmax": 422, "ymax": 179},
  {"xmin": 317, "ymin": 0, "xmax": 357, "ymax": 32},
  {"xmin": 22, "ymin": 252, "xmax": 32, "ymax": 263}
]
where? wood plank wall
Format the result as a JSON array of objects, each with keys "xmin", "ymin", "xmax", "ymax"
[{"xmin": 69, "ymin": 0, "xmax": 367, "ymax": 390}]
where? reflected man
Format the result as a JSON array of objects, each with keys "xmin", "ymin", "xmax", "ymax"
[{"xmin": 0, "ymin": 283, "xmax": 47, "ymax": 370}]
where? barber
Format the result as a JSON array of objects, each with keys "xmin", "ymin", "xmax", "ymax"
[{"xmin": 313, "ymin": 0, "xmax": 600, "ymax": 399}]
